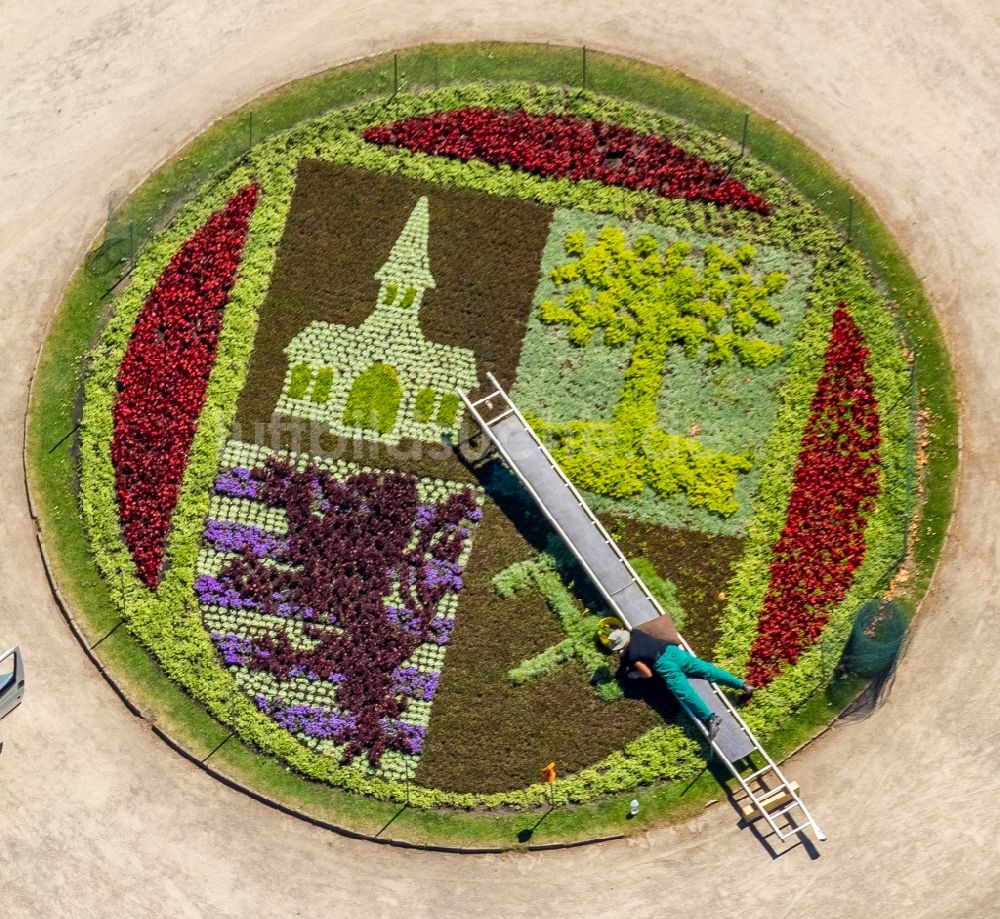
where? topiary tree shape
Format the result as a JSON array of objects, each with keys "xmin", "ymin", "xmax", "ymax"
[
  {"xmin": 495, "ymin": 544, "xmax": 686, "ymax": 702},
  {"xmin": 534, "ymin": 226, "xmax": 788, "ymax": 516}
]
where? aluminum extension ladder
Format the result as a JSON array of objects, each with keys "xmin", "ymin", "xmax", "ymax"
[{"xmin": 460, "ymin": 373, "xmax": 826, "ymax": 843}]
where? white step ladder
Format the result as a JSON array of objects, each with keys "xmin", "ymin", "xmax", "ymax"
[{"xmin": 460, "ymin": 373, "xmax": 826, "ymax": 843}]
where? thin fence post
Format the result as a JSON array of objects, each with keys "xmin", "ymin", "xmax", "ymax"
[
  {"xmin": 129, "ymin": 221, "xmax": 135, "ymax": 270},
  {"xmin": 739, "ymin": 112, "xmax": 749, "ymax": 159},
  {"xmin": 847, "ymin": 196, "xmax": 855, "ymax": 243},
  {"xmin": 433, "ymin": 50, "xmax": 439, "ymax": 89},
  {"xmin": 581, "ymin": 46, "xmax": 587, "ymax": 90},
  {"xmin": 248, "ymin": 112, "xmax": 254, "ymax": 153},
  {"xmin": 393, "ymin": 52, "xmax": 399, "ymax": 98}
]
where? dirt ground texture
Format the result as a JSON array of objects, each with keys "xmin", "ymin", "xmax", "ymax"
[{"xmin": 1, "ymin": 2, "xmax": 998, "ymax": 917}]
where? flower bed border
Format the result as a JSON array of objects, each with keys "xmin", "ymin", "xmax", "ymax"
[
  {"xmin": 33, "ymin": 43, "xmax": 954, "ymax": 848},
  {"xmin": 78, "ymin": 80, "xmax": 914, "ymax": 807}
]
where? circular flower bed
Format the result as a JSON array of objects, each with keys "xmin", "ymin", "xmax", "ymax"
[{"xmin": 77, "ymin": 81, "xmax": 918, "ymax": 812}]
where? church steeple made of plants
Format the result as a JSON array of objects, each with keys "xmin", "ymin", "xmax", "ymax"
[{"xmin": 276, "ymin": 196, "xmax": 478, "ymax": 447}]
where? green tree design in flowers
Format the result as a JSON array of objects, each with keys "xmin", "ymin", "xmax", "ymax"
[
  {"xmin": 496, "ymin": 544, "xmax": 685, "ymax": 702},
  {"xmin": 533, "ymin": 227, "xmax": 789, "ymax": 516}
]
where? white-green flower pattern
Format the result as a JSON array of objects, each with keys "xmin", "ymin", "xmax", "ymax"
[{"xmin": 276, "ymin": 196, "xmax": 478, "ymax": 446}]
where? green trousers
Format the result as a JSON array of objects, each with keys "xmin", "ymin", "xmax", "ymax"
[{"xmin": 652, "ymin": 644, "xmax": 745, "ymax": 723}]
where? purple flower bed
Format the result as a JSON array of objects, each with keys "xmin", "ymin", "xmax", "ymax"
[
  {"xmin": 211, "ymin": 631, "xmax": 253, "ymax": 666},
  {"xmin": 381, "ymin": 719, "xmax": 427, "ymax": 756},
  {"xmin": 392, "ymin": 666, "xmax": 440, "ymax": 702},
  {"xmin": 200, "ymin": 456, "xmax": 479, "ymax": 766},
  {"xmin": 255, "ymin": 695, "xmax": 358, "ymax": 742},
  {"xmin": 203, "ymin": 519, "xmax": 285, "ymax": 557},
  {"xmin": 196, "ymin": 576, "xmax": 258, "ymax": 610},
  {"xmin": 214, "ymin": 466, "xmax": 260, "ymax": 498}
]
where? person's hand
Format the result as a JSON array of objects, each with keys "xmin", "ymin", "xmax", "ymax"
[{"xmin": 630, "ymin": 661, "xmax": 653, "ymax": 679}]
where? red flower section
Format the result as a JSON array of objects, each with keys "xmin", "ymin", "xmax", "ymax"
[
  {"xmin": 363, "ymin": 108, "xmax": 770, "ymax": 213},
  {"xmin": 746, "ymin": 304, "xmax": 881, "ymax": 685},
  {"xmin": 112, "ymin": 184, "xmax": 259, "ymax": 587}
]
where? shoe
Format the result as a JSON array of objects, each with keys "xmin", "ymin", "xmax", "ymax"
[
  {"xmin": 738, "ymin": 683, "xmax": 756, "ymax": 705},
  {"xmin": 706, "ymin": 714, "xmax": 722, "ymax": 741}
]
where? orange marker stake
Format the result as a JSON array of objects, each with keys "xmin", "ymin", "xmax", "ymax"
[{"xmin": 542, "ymin": 761, "xmax": 557, "ymax": 807}]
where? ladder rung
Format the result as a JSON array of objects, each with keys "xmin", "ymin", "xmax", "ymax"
[
  {"xmin": 747, "ymin": 776, "xmax": 790, "ymax": 796},
  {"xmin": 767, "ymin": 799, "xmax": 803, "ymax": 820},
  {"xmin": 740, "ymin": 781, "xmax": 799, "ymax": 819},
  {"xmin": 744, "ymin": 764, "xmax": 779, "ymax": 783},
  {"xmin": 485, "ymin": 407, "xmax": 516, "ymax": 425},
  {"xmin": 776, "ymin": 822, "xmax": 812, "ymax": 842},
  {"xmin": 470, "ymin": 390, "xmax": 504, "ymax": 407}
]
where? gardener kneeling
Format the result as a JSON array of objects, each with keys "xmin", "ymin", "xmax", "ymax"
[{"xmin": 608, "ymin": 626, "xmax": 754, "ymax": 741}]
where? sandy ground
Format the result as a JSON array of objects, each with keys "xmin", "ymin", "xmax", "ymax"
[{"xmin": 2, "ymin": 2, "xmax": 999, "ymax": 916}]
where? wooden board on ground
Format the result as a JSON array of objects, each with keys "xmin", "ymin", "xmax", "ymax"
[{"xmin": 741, "ymin": 781, "xmax": 801, "ymax": 819}]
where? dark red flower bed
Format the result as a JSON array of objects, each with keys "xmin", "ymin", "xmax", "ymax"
[
  {"xmin": 363, "ymin": 108, "xmax": 770, "ymax": 213},
  {"xmin": 112, "ymin": 184, "xmax": 259, "ymax": 587},
  {"xmin": 206, "ymin": 458, "xmax": 478, "ymax": 765},
  {"xmin": 746, "ymin": 304, "xmax": 881, "ymax": 685}
]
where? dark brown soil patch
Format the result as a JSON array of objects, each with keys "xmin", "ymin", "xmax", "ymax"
[
  {"xmin": 234, "ymin": 159, "xmax": 553, "ymax": 430},
  {"xmin": 415, "ymin": 462, "xmax": 743, "ymax": 795},
  {"xmin": 606, "ymin": 516, "xmax": 744, "ymax": 656},
  {"xmin": 415, "ymin": 464, "xmax": 664, "ymax": 794}
]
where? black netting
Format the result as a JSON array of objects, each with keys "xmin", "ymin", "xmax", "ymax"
[
  {"xmin": 845, "ymin": 599, "xmax": 908, "ymax": 678},
  {"xmin": 834, "ymin": 599, "xmax": 910, "ymax": 720}
]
